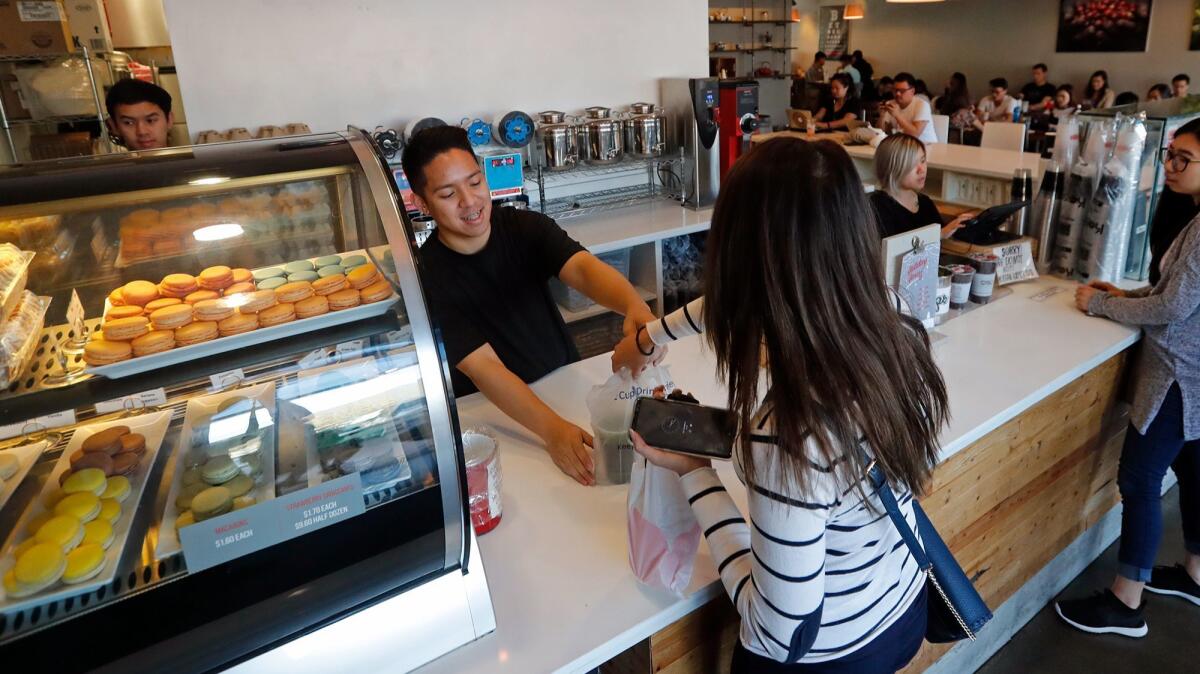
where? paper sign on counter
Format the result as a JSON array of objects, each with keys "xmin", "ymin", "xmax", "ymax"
[
  {"xmin": 335, "ymin": 339, "xmax": 364, "ymax": 362},
  {"xmin": 298, "ymin": 347, "xmax": 331, "ymax": 370},
  {"xmin": 94, "ymin": 388, "xmax": 168, "ymax": 415},
  {"xmin": 66, "ymin": 290, "xmax": 85, "ymax": 332},
  {"xmin": 0, "ymin": 410, "xmax": 77, "ymax": 441},
  {"xmin": 209, "ymin": 368, "xmax": 246, "ymax": 392}
]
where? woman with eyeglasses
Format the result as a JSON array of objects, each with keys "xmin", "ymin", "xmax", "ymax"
[
  {"xmin": 813, "ymin": 73, "xmax": 862, "ymax": 132},
  {"xmin": 1057, "ymin": 117, "xmax": 1200, "ymax": 637}
]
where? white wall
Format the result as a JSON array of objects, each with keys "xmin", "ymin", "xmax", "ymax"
[
  {"xmin": 795, "ymin": 0, "xmax": 1200, "ymax": 102},
  {"xmin": 164, "ymin": 0, "xmax": 708, "ymax": 139}
]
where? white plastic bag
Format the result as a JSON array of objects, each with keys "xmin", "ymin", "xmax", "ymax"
[
  {"xmin": 627, "ymin": 455, "xmax": 702, "ymax": 596},
  {"xmin": 586, "ymin": 366, "xmax": 674, "ymax": 485}
]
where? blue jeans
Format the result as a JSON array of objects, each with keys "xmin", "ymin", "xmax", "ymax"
[{"xmin": 1117, "ymin": 382, "xmax": 1200, "ymax": 582}]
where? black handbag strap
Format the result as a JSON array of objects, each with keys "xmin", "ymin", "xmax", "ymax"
[{"xmin": 868, "ymin": 463, "xmax": 932, "ymax": 573}]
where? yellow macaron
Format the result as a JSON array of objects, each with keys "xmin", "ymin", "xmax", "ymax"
[
  {"xmin": 13, "ymin": 542, "xmax": 67, "ymax": 595},
  {"xmin": 62, "ymin": 468, "xmax": 108, "ymax": 496},
  {"xmin": 54, "ymin": 492, "xmax": 101, "ymax": 523},
  {"xmin": 62, "ymin": 544, "xmax": 106, "ymax": 585},
  {"xmin": 82, "ymin": 519, "xmax": 115, "ymax": 549},
  {"xmin": 34, "ymin": 514, "xmax": 84, "ymax": 552},
  {"xmin": 98, "ymin": 498, "xmax": 121, "ymax": 524},
  {"xmin": 101, "ymin": 476, "xmax": 131, "ymax": 503}
]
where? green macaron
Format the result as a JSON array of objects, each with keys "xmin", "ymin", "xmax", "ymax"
[
  {"xmin": 314, "ymin": 255, "xmax": 342, "ymax": 267},
  {"xmin": 284, "ymin": 260, "xmax": 315, "ymax": 273},
  {"xmin": 252, "ymin": 267, "xmax": 285, "ymax": 281},
  {"xmin": 287, "ymin": 271, "xmax": 320, "ymax": 282},
  {"xmin": 341, "ymin": 255, "xmax": 367, "ymax": 267},
  {"xmin": 317, "ymin": 265, "xmax": 346, "ymax": 278},
  {"xmin": 257, "ymin": 277, "xmax": 287, "ymax": 290}
]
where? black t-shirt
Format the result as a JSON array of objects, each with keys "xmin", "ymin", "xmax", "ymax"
[
  {"xmin": 1149, "ymin": 188, "xmax": 1200, "ymax": 285},
  {"xmin": 819, "ymin": 95, "xmax": 863, "ymax": 123},
  {"xmin": 1020, "ymin": 82, "xmax": 1056, "ymax": 106},
  {"xmin": 419, "ymin": 207, "xmax": 585, "ymax": 396},
  {"xmin": 869, "ymin": 191, "xmax": 945, "ymax": 239}
]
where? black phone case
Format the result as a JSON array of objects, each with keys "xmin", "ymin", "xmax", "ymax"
[{"xmin": 631, "ymin": 396, "xmax": 737, "ymax": 460}]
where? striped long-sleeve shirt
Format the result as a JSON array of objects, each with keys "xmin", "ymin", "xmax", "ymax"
[{"xmin": 648, "ymin": 299, "xmax": 925, "ymax": 664}]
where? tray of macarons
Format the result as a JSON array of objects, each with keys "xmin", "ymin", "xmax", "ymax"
[
  {"xmin": 83, "ymin": 251, "xmax": 398, "ymax": 379},
  {"xmin": 0, "ymin": 412, "xmax": 171, "ymax": 610},
  {"xmin": 155, "ymin": 383, "xmax": 277, "ymax": 560},
  {"xmin": 0, "ymin": 440, "xmax": 51, "ymax": 515}
]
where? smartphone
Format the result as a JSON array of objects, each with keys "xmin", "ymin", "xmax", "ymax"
[{"xmin": 631, "ymin": 396, "xmax": 738, "ymax": 460}]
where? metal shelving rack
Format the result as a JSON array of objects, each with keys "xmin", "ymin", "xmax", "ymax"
[
  {"xmin": 0, "ymin": 47, "xmax": 110, "ymax": 163},
  {"xmin": 525, "ymin": 152, "xmax": 684, "ymax": 220},
  {"xmin": 708, "ymin": 1, "xmax": 798, "ymax": 79}
]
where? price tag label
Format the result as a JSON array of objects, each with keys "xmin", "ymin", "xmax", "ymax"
[
  {"xmin": 298, "ymin": 347, "xmax": 331, "ymax": 370},
  {"xmin": 179, "ymin": 504, "xmax": 283, "ymax": 572},
  {"xmin": 67, "ymin": 290, "xmax": 85, "ymax": 331},
  {"xmin": 209, "ymin": 368, "xmax": 246, "ymax": 392},
  {"xmin": 0, "ymin": 410, "xmax": 77, "ymax": 441},
  {"xmin": 278, "ymin": 473, "xmax": 365, "ymax": 537},
  {"xmin": 94, "ymin": 388, "xmax": 168, "ymax": 415},
  {"xmin": 335, "ymin": 339, "xmax": 364, "ymax": 362},
  {"xmin": 90, "ymin": 222, "xmax": 108, "ymax": 263},
  {"xmin": 17, "ymin": 1, "xmax": 62, "ymax": 22}
]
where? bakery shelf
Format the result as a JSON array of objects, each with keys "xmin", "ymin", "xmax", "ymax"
[
  {"xmin": 5, "ymin": 114, "xmax": 98, "ymax": 126},
  {"xmin": 558, "ymin": 285, "xmax": 656, "ymax": 324}
]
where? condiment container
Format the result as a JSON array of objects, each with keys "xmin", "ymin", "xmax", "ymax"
[
  {"xmin": 949, "ymin": 264, "xmax": 975, "ymax": 309},
  {"xmin": 463, "ymin": 427, "xmax": 503, "ymax": 535},
  {"xmin": 969, "ymin": 254, "xmax": 999, "ymax": 304},
  {"xmin": 936, "ymin": 267, "xmax": 953, "ymax": 316}
]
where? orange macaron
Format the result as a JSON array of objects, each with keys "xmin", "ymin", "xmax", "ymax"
[
  {"xmin": 224, "ymin": 281, "xmax": 256, "ymax": 295},
  {"xmin": 104, "ymin": 316, "xmax": 151, "ymax": 341},
  {"xmin": 294, "ymin": 295, "xmax": 329, "ymax": 319},
  {"xmin": 159, "ymin": 273, "xmax": 199, "ymax": 298},
  {"xmin": 108, "ymin": 288, "xmax": 125, "ymax": 306},
  {"xmin": 144, "ymin": 297, "xmax": 183, "ymax": 312},
  {"xmin": 105, "ymin": 305, "xmax": 144, "ymax": 322},
  {"xmin": 84, "ymin": 339, "xmax": 132, "ymax": 366},
  {"xmin": 149, "ymin": 303, "xmax": 193, "ymax": 330},
  {"xmin": 274, "ymin": 281, "xmax": 313, "ymax": 303},
  {"xmin": 258, "ymin": 302, "xmax": 296, "ymax": 327},
  {"xmin": 120, "ymin": 280, "xmax": 160, "ymax": 307},
  {"xmin": 198, "ymin": 265, "xmax": 234, "ymax": 290},
  {"xmin": 231, "ymin": 268, "xmax": 253, "ymax": 284},
  {"xmin": 218, "ymin": 312, "xmax": 258, "ymax": 336},
  {"xmin": 131, "ymin": 330, "xmax": 175, "ymax": 356},
  {"xmin": 327, "ymin": 289, "xmax": 361, "ymax": 311},
  {"xmin": 237, "ymin": 290, "xmax": 277, "ymax": 314},
  {"xmin": 347, "ymin": 264, "xmax": 379, "ymax": 290},
  {"xmin": 175, "ymin": 321, "xmax": 218, "ymax": 347},
  {"xmin": 358, "ymin": 280, "xmax": 392, "ymax": 304},
  {"xmin": 312, "ymin": 274, "xmax": 347, "ymax": 296},
  {"xmin": 193, "ymin": 298, "xmax": 235, "ymax": 322}
]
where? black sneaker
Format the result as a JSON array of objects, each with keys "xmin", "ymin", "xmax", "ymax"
[
  {"xmin": 1146, "ymin": 564, "xmax": 1200, "ymax": 607},
  {"xmin": 1054, "ymin": 590, "xmax": 1148, "ymax": 638}
]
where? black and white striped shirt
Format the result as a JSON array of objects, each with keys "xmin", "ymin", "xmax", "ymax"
[{"xmin": 649, "ymin": 299, "xmax": 924, "ymax": 664}]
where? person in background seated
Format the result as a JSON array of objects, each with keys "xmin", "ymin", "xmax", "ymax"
[
  {"xmin": 1147, "ymin": 84, "xmax": 1172, "ymax": 102},
  {"xmin": 876, "ymin": 76, "xmax": 895, "ymax": 101},
  {"xmin": 402, "ymin": 126, "xmax": 656, "ymax": 486},
  {"xmin": 881, "ymin": 73, "xmax": 939, "ymax": 145},
  {"xmin": 853, "ymin": 49, "xmax": 876, "ymax": 101},
  {"xmin": 623, "ymin": 137, "xmax": 947, "ymax": 673},
  {"xmin": 1054, "ymin": 84, "xmax": 1078, "ymax": 114},
  {"xmin": 813, "ymin": 73, "xmax": 862, "ymax": 132},
  {"xmin": 914, "ymin": 79, "xmax": 932, "ymax": 105},
  {"xmin": 1019, "ymin": 63, "xmax": 1057, "ymax": 108},
  {"xmin": 105, "ymin": 78, "xmax": 174, "ymax": 151},
  {"xmin": 800, "ymin": 51, "xmax": 827, "ymax": 83},
  {"xmin": 972, "ymin": 78, "xmax": 1019, "ymax": 132},
  {"xmin": 1174, "ymin": 73, "xmax": 1191, "ymax": 99},
  {"xmin": 1114, "ymin": 91, "xmax": 1140, "ymax": 107},
  {"xmin": 869, "ymin": 134, "xmax": 975, "ymax": 240},
  {"xmin": 1059, "ymin": 116, "xmax": 1200, "ymax": 638},
  {"xmin": 936, "ymin": 72, "xmax": 975, "ymax": 138},
  {"xmin": 1083, "ymin": 70, "xmax": 1116, "ymax": 110}
]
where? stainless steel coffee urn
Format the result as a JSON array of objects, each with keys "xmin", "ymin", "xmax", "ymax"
[
  {"xmin": 577, "ymin": 106, "xmax": 624, "ymax": 165},
  {"xmin": 625, "ymin": 102, "xmax": 666, "ymax": 158},
  {"xmin": 535, "ymin": 111, "xmax": 577, "ymax": 171},
  {"xmin": 661, "ymin": 78, "xmax": 720, "ymax": 209}
]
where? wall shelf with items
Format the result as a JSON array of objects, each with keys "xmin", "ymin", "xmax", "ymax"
[
  {"xmin": 708, "ymin": 1, "xmax": 798, "ymax": 79},
  {"xmin": 0, "ymin": 47, "xmax": 111, "ymax": 163}
]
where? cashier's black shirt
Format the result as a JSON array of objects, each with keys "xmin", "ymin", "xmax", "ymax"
[
  {"xmin": 419, "ymin": 207, "xmax": 585, "ymax": 397},
  {"xmin": 869, "ymin": 191, "xmax": 945, "ymax": 239}
]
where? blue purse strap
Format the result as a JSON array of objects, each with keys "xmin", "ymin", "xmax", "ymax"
[{"xmin": 868, "ymin": 463, "xmax": 931, "ymax": 573}]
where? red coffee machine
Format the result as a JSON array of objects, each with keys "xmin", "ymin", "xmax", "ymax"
[{"xmin": 717, "ymin": 79, "xmax": 760, "ymax": 179}]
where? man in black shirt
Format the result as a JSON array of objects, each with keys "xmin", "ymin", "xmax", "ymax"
[
  {"xmin": 1019, "ymin": 63, "xmax": 1056, "ymax": 109},
  {"xmin": 403, "ymin": 127, "xmax": 656, "ymax": 485}
]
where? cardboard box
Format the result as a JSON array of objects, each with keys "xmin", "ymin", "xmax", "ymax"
[
  {"xmin": 63, "ymin": 0, "xmax": 111, "ymax": 54},
  {"xmin": 0, "ymin": 73, "xmax": 32, "ymax": 119},
  {"xmin": 0, "ymin": 1, "xmax": 73, "ymax": 57}
]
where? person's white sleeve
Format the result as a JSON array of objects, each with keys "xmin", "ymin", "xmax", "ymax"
[{"xmin": 645, "ymin": 297, "xmax": 705, "ymax": 346}]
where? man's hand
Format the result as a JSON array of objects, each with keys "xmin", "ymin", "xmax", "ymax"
[
  {"xmin": 541, "ymin": 419, "xmax": 595, "ymax": 486},
  {"xmin": 611, "ymin": 329, "xmax": 667, "ymax": 376},
  {"xmin": 622, "ymin": 302, "xmax": 657, "ymax": 338}
]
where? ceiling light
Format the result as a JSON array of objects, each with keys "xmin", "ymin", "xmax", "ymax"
[
  {"xmin": 844, "ymin": 4, "xmax": 865, "ymax": 19},
  {"xmin": 192, "ymin": 223, "xmax": 244, "ymax": 241},
  {"xmin": 189, "ymin": 176, "xmax": 230, "ymax": 186}
]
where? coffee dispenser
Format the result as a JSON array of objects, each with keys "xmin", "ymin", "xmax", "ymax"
[
  {"xmin": 717, "ymin": 79, "xmax": 760, "ymax": 179},
  {"xmin": 661, "ymin": 77, "xmax": 721, "ymax": 209}
]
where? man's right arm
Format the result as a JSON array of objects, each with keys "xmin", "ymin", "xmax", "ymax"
[{"xmin": 458, "ymin": 344, "xmax": 596, "ymax": 485}]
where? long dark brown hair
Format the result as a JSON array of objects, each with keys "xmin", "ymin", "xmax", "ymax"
[{"xmin": 703, "ymin": 138, "xmax": 949, "ymax": 497}]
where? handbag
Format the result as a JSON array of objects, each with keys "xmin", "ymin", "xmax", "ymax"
[{"xmin": 868, "ymin": 463, "xmax": 993, "ymax": 643}]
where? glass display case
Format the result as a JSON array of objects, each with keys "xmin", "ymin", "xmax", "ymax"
[
  {"xmin": 1078, "ymin": 96, "xmax": 1200, "ymax": 281},
  {"xmin": 0, "ymin": 131, "xmax": 493, "ymax": 671}
]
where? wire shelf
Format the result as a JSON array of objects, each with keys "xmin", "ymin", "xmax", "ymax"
[
  {"xmin": 6, "ymin": 114, "xmax": 99, "ymax": 127},
  {"xmin": 525, "ymin": 155, "xmax": 678, "ymax": 187},
  {"xmin": 541, "ymin": 187, "xmax": 674, "ymax": 220}
]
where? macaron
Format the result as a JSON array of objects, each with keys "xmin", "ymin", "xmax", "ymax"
[
  {"xmin": 256, "ymin": 276, "xmax": 287, "ymax": 290},
  {"xmin": 192, "ymin": 486, "xmax": 233, "ymax": 521},
  {"xmin": 175, "ymin": 321, "xmax": 219, "ymax": 347},
  {"xmin": 111, "ymin": 452, "xmax": 140, "ymax": 476},
  {"xmin": 198, "ymin": 265, "xmax": 234, "ymax": 290},
  {"xmin": 144, "ymin": 297, "xmax": 182, "ymax": 312},
  {"xmin": 108, "ymin": 288, "xmax": 125, "ymax": 306},
  {"xmin": 252, "ymin": 267, "xmax": 285, "ymax": 281},
  {"xmin": 98, "ymin": 499, "xmax": 121, "ymax": 524},
  {"xmin": 312, "ymin": 274, "xmax": 347, "ymax": 296},
  {"xmin": 105, "ymin": 305, "xmax": 144, "ymax": 322},
  {"xmin": 184, "ymin": 289, "xmax": 221, "ymax": 305},
  {"xmin": 274, "ymin": 281, "xmax": 313, "ymax": 303},
  {"xmin": 295, "ymin": 295, "xmax": 329, "ymax": 319},
  {"xmin": 341, "ymin": 254, "xmax": 367, "ymax": 267},
  {"xmin": 175, "ymin": 482, "xmax": 205, "ymax": 510},
  {"xmin": 238, "ymin": 289, "xmax": 277, "ymax": 313},
  {"xmin": 233, "ymin": 495, "xmax": 257, "ymax": 510},
  {"xmin": 82, "ymin": 426, "xmax": 129, "ymax": 455},
  {"xmin": 35, "ymin": 514, "xmax": 84, "ymax": 551},
  {"xmin": 224, "ymin": 281, "xmax": 257, "ymax": 296},
  {"xmin": 286, "ymin": 271, "xmax": 319, "ymax": 282},
  {"xmin": 218, "ymin": 312, "xmax": 259, "ymax": 336},
  {"xmin": 258, "ymin": 302, "xmax": 296, "ymax": 327},
  {"xmin": 13, "ymin": 542, "xmax": 66, "ymax": 594},
  {"xmin": 132, "ymin": 329, "xmax": 175, "ymax": 356},
  {"xmin": 347, "ymin": 264, "xmax": 380, "ymax": 290},
  {"xmin": 327, "ymin": 288, "xmax": 361, "ymax": 311},
  {"xmin": 118, "ymin": 433, "xmax": 146, "ymax": 455},
  {"xmin": 284, "ymin": 260, "xmax": 315, "ymax": 274},
  {"xmin": 359, "ymin": 280, "xmax": 393, "ymax": 304},
  {"xmin": 54, "ymin": 492, "xmax": 101, "ymax": 522},
  {"xmin": 62, "ymin": 543, "xmax": 106, "ymax": 584},
  {"xmin": 224, "ymin": 473, "xmax": 255, "ymax": 498},
  {"xmin": 82, "ymin": 519, "xmax": 114, "ymax": 548},
  {"xmin": 159, "ymin": 273, "xmax": 199, "ymax": 297},
  {"xmin": 175, "ymin": 510, "xmax": 196, "ymax": 530},
  {"xmin": 193, "ymin": 298, "xmax": 236, "ymax": 322},
  {"xmin": 69, "ymin": 451, "xmax": 114, "ymax": 475},
  {"xmin": 314, "ymin": 255, "xmax": 342, "ymax": 267},
  {"xmin": 13, "ymin": 535, "xmax": 38, "ymax": 559},
  {"xmin": 0, "ymin": 453, "xmax": 18, "ymax": 481},
  {"xmin": 120, "ymin": 280, "xmax": 159, "ymax": 307},
  {"xmin": 317, "ymin": 265, "xmax": 345, "ymax": 278},
  {"xmin": 63, "ymin": 467, "xmax": 108, "ymax": 495},
  {"xmin": 83, "ymin": 339, "xmax": 132, "ymax": 366},
  {"xmin": 201, "ymin": 456, "xmax": 240, "ymax": 485},
  {"xmin": 101, "ymin": 475, "xmax": 131, "ymax": 502},
  {"xmin": 104, "ymin": 316, "xmax": 151, "ymax": 341},
  {"xmin": 231, "ymin": 268, "xmax": 253, "ymax": 284}
]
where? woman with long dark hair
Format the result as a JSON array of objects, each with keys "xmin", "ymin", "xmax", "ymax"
[
  {"xmin": 936, "ymin": 72, "xmax": 974, "ymax": 138},
  {"xmin": 1083, "ymin": 70, "xmax": 1115, "ymax": 110},
  {"xmin": 619, "ymin": 138, "xmax": 950, "ymax": 672},
  {"xmin": 814, "ymin": 73, "xmax": 862, "ymax": 132}
]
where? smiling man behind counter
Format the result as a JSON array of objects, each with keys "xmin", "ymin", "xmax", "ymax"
[{"xmin": 402, "ymin": 126, "xmax": 657, "ymax": 486}]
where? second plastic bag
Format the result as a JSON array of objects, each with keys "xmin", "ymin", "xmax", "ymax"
[
  {"xmin": 627, "ymin": 454, "xmax": 702, "ymax": 596},
  {"xmin": 585, "ymin": 366, "xmax": 674, "ymax": 485}
]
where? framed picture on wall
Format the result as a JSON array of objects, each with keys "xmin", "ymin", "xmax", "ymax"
[
  {"xmin": 819, "ymin": 5, "xmax": 849, "ymax": 57},
  {"xmin": 1057, "ymin": 0, "xmax": 1153, "ymax": 52},
  {"xmin": 1192, "ymin": 0, "xmax": 1200, "ymax": 50}
]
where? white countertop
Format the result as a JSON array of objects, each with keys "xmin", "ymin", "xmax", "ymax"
[
  {"xmin": 558, "ymin": 201, "xmax": 713, "ymax": 254},
  {"xmin": 417, "ymin": 275, "xmax": 1139, "ymax": 674},
  {"xmin": 844, "ymin": 143, "xmax": 1045, "ymax": 181}
]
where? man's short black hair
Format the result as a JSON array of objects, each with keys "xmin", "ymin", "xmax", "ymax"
[
  {"xmin": 879, "ymin": 76, "xmax": 894, "ymax": 86},
  {"xmin": 105, "ymin": 78, "xmax": 171, "ymax": 119},
  {"xmin": 852, "ymin": 50, "xmax": 863, "ymax": 58},
  {"xmin": 989, "ymin": 78, "xmax": 1009, "ymax": 90},
  {"xmin": 1033, "ymin": 63, "xmax": 1048, "ymax": 72},
  {"xmin": 1114, "ymin": 91, "xmax": 1139, "ymax": 106},
  {"xmin": 839, "ymin": 53, "xmax": 854, "ymax": 63},
  {"xmin": 1174, "ymin": 73, "xmax": 1191, "ymax": 84},
  {"xmin": 814, "ymin": 51, "xmax": 826, "ymax": 60},
  {"xmin": 400, "ymin": 125, "xmax": 477, "ymax": 196},
  {"xmin": 893, "ymin": 72, "xmax": 917, "ymax": 88}
]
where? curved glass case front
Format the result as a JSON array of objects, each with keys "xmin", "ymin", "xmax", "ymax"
[{"xmin": 0, "ymin": 132, "xmax": 465, "ymax": 670}]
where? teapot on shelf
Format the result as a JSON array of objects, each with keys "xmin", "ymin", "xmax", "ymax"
[{"xmin": 756, "ymin": 62, "xmax": 776, "ymax": 77}]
